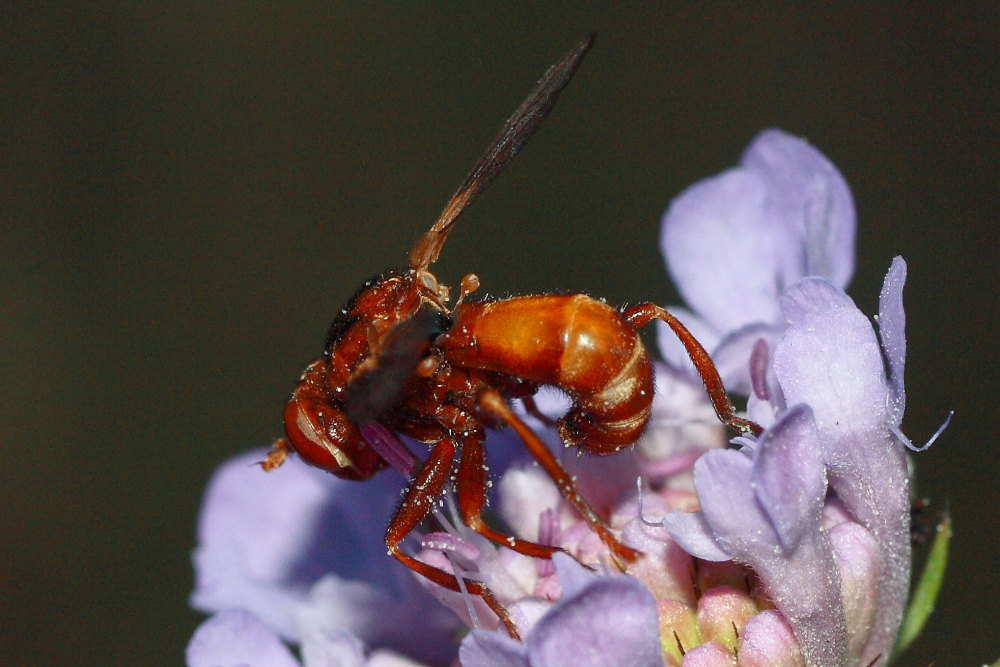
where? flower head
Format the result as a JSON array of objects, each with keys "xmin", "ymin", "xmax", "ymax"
[{"xmin": 188, "ymin": 130, "xmax": 943, "ymax": 666}]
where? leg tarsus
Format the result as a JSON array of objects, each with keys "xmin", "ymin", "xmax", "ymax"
[
  {"xmin": 260, "ymin": 438, "xmax": 289, "ymax": 471},
  {"xmin": 388, "ymin": 544, "xmax": 520, "ymax": 639}
]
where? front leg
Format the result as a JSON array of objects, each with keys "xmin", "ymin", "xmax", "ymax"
[{"xmin": 385, "ymin": 437, "xmax": 521, "ymax": 639}]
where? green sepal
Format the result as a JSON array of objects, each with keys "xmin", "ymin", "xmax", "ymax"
[{"xmin": 894, "ymin": 514, "xmax": 951, "ymax": 658}]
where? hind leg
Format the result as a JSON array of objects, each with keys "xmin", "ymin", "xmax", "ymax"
[{"xmin": 623, "ymin": 303, "xmax": 761, "ymax": 436}]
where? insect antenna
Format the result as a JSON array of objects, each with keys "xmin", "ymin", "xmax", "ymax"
[{"xmin": 408, "ymin": 33, "xmax": 596, "ymax": 271}]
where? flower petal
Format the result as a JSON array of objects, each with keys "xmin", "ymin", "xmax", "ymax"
[
  {"xmin": 662, "ymin": 507, "xmax": 732, "ymax": 563},
  {"xmin": 737, "ymin": 610, "xmax": 805, "ymax": 667},
  {"xmin": 296, "ymin": 574, "xmax": 458, "ymax": 667},
  {"xmin": 186, "ymin": 609, "xmax": 300, "ymax": 667},
  {"xmin": 710, "ymin": 323, "xmax": 784, "ymax": 395},
  {"xmin": 551, "ymin": 551, "xmax": 598, "ymax": 597},
  {"xmin": 662, "ymin": 167, "xmax": 787, "ymax": 331},
  {"xmin": 300, "ymin": 628, "xmax": 366, "ymax": 667},
  {"xmin": 459, "ymin": 630, "xmax": 529, "ymax": 667},
  {"xmin": 776, "ymin": 278, "xmax": 891, "ymax": 433},
  {"xmin": 828, "ymin": 522, "xmax": 879, "ymax": 663},
  {"xmin": 191, "ymin": 449, "xmax": 459, "ymax": 661},
  {"xmin": 752, "ymin": 405, "xmax": 826, "ymax": 553},
  {"xmin": 677, "ymin": 409, "xmax": 848, "ymax": 666},
  {"xmin": 877, "ymin": 256, "xmax": 908, "ymax": 416},
  {"xmin": 640, "ymin": 363, "xmax": 727, "ymax": 467},
  {"xmin": 661, "ymin": 129, "xmax": 855, "ymax": 334},
  {"xmin": 680, "ymin": 641, "xmax": 736, "ymax": 666},
  {"xmin": 526, "ymin": 576, "xmax": 662, "ymax": 667},
  {"xmin": 740, "ymin": 129, "xmax": 856, "ymax": 290}
]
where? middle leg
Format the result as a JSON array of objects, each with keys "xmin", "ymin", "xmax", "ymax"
[
  {"xmin": 477, "ymin": 388, "xmax": 641, "ymax": 567},
  {"xmin": 455, "ymin": 432, "xmax": 562, "ymax": 559}
]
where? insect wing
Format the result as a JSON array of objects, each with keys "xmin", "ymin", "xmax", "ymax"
[
  {"xmin": 342, "ymin": 307, "xmax": 445, "ymax": 423},
  {"xmin": 408, "ymin": 33, "xmax": 596, "ymax": 270}
]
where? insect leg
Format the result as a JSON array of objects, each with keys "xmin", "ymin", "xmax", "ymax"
[
  {"xmin": 521, "ymin": 395, "xmax": 557, "ymax": 427},
  {"xmin": 622, "ymin": 303, "xmax": 762, "ymax": 436},
  {"xmin": 385, "ymin": 437, "xmax": 520, "ymax": 639},
  {"xmin": 260, "ymin": 438, "xmax": 289, "ymax": 471},
  {"xmin": 476, "ymin": 389, "xmax": 641, "ymax": 567},
  {"xmin": 455, "ymin": 433, "xmax": 561, "ymax": 559}
]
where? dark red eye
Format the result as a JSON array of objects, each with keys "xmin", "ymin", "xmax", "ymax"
[{"xmin": 282, "ymin": 398, "xmax": 385, "ymax": 480}]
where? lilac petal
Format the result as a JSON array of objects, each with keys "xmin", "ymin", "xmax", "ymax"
[
  {"xmin": 662, "ymin": 508, "xmax": 732, "ymax": 562},
  {"xmin": 779, "ymin": 275, "xmax": 855, "ymax": 325},
  {"xmin": 710, "ymin": 322, "xmax": 784, "ymax": 395},
  {"xmin": 191, "ymin": 450, "xmax": 356, "ymax": 637},
  {"xmin": 753, "ymin": 405, "xmax": 826, "ymax": 552},
  {"xmin": 828, "ymin": 522, "xmax": 879, "ymax": 663},
  {"xmin": 682, "ymin": 411, "xmax": 847, "ymax": 666},
  {"xmin": 662, "ymin": 129, "xmax": 855, "ymax": 334},
  {"xmin": 688, "ymin": 449, "xmax": 774, "ymax": 549},
  {"xmin": 191, "ymin": 448, "xmax": 455, "ymax": 656},
  {"xmin": 526, "ymin": 576, "xmax": 662, "ymax": 667},
  {"xmin": 551, "ymin": 551, "xmax": 597, "ymax": 597},
  {"xmin": 662, "ymin": 167, "xmax": 788, "ymax": 331},
  {"xmin": 367, "ymin": 654, "xmax": 434, "ymax": 667},
  {"xmin": 621, "ymin": 516, "xmax": 697, "ymax": 606},
  {"xmin": 460, "ymin": 630, "xmax": 529, "ymax": 667},
  {"xmin": 186, "ymin": 609, "xmax": 300, "ymax": 667},
  {"xmin": 296, "ymin": 574, "xmax": 458, "ymax": 667},
  {"xmin": 640, "ymin": 362, "xmax": 728, "ymax": 465},
  {"xmin": 877, "ymin": 256, "xmax": 908, "ymax": 416},
  {"xmin": 776, "ymin": 279, "xmax": 891, "ymax": 433},
  {"xmin": 740, "ymin": 129, "xmax": 856, "ymax": 290},
  {"xmin": 776, "ymin": 277, "xmax": 912, "ymax": 661},
  {"xmin": 300, "ymin": 628, "xmax": 366, "ymax": 667},
  {"xmin": 498, "ymin": 464, "xmax": 562, "ymax": 542}
]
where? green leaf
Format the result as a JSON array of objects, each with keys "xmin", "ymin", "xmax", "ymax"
[{"xmin": 894, "ymin": 514, "xmax": 951, "ymax": 657}]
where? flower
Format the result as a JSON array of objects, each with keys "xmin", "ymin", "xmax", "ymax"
[
  {"xmin": 663, "ymin": 260, "xmax": 921, "ymax": 665},
  {"xmin": 188, "ymin": 129, "xmax": 943, "ymax": 666},
  {"xmin": 658, "ymin": 129, "xmax": 856, "ymax": 394},
  {"xmin": 188, "ymin": 448, "xmax": 462, "ymax": 666}
]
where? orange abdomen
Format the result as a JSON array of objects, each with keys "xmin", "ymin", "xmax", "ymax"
[{"xmin": 440, "ymin": 294, "xmax": 653, "ymax": 453}]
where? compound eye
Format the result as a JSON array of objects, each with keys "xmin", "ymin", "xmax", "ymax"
[{"xmin": 283, "ymin": 398, "xmax": 385, "ymax": 480}]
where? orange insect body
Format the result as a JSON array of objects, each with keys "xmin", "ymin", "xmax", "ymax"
[
  {"xmin": 267, "ymin": 35, "xmax": 759, "ymax": 640},
  {"xmin": 442, "ymin": 295, "xmax": 654, "ymax": 452}
]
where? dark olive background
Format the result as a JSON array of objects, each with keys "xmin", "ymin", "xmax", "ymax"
[{"xmin": 2, "ymin": 4, "xmax": 996, "ymax": 666}]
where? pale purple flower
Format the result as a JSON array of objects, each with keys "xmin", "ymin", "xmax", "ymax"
[
  {"xmin": 658, "ymin": 129, "xmax": 855, "ymax": 394},
  {"xmin": 187, "ymin": 607, "xmax": 426, "ymax": 667},
  {"xmin": 664, "ymin": 258, "xmax": 936, "ymax": 665},
  {"xmin": 188, "ymin": 130, "xmax": 942, "ymax": 666},
  {"xmin": 189, "ymin": 448, "xmax": 462, "ymax": 666},
  {"xmin": 664, "ymin": 404, "xmax": 847, "ymax": 664},
  {"xmin": 460, "ymin": 554, "xmax": 662, "ymax": 667}
]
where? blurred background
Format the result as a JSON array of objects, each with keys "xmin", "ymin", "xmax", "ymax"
[{"xmin": 2, "ymin": 4, "xmax": 996, "ymax": 665}]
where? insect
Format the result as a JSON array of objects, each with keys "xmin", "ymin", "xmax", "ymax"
[{"xmin": 263, "ymin": 34, "xmax": 760, "ymax": 639}]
